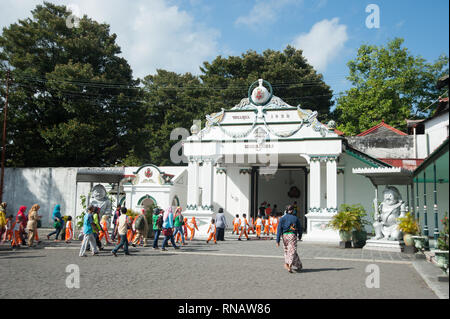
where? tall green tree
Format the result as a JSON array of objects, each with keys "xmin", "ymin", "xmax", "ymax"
[
  {"xmin": 200, "ymin": 46, "xmax": 334, "ymax": 121},
  {"xmin": 333, "ymin": 38, "xmax": 448, "ymax": 135},
  {"xmin": 0, "ymin": 2, "xmax": 144, "ymax": 167},
  {"xmin": 121, "ymin": 70, "xmax": 210, "ymax": 166}
]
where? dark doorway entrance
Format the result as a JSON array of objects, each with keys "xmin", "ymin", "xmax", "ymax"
[{"xmin": 250, "ymin": 166, "xmax": 308, "ymax": 233}]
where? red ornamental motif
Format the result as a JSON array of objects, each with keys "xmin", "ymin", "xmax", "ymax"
[
  {"xmin": 145, "ymin": 168, "xmax": 153, "ymax": 178},
  {"xmin": 255, "ymin": 88, "xmax": 263, "ymax": 101}
]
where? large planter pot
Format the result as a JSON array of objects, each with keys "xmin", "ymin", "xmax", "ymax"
[
  {"xmin": 339, "ymin": 230, "xmax": 352, "ymax": 242},
  {"xmin": 352, "ymin": 230, "xmax": 367, "ymax": 248},
  {"xmin": 412, "ymin": 235, "xmax": 429, "ymax": 251},
  {"xmin": 434, "ymin": 250, "xmax": 449, "ymax": 271},
  {"xmin": 403, "ymin": 233, "xmax": 415, "ymax": 246}
]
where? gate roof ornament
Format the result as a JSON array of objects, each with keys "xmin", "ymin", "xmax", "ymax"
[{"xmin": 193, "ymin": 79, "xmax": 332, "ymax": 139}]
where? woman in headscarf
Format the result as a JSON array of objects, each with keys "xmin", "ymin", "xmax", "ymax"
[
  {"xmin": 16, "ymin": 206, "xmax": 28, "ymax": 244},
  {"xmin": 276, "ymin": 205, "xmax": 303, "ymax": 273},
  {"xmin": 47, "ymin": 204, "xmax": 63, "ymax": 241},
  {"xmin": 161, "ymin": 207, "xmax": 179, "ymax": 251},
  {"xmin": 16, "ymin": 206, "xmax": 28, "ymax": 227},
  {"xmin": 26, "ymin": 204, "xmax": 40, "ymax": 247},
  {"xmin": 0, "ymin": 202, "xmax": 7, "ymax": 242}
]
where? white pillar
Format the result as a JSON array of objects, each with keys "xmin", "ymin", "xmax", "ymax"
[
  {"xmin": 309, "ymin": 157, "xmax": 321, "ymax": 212},
  {"xmin": 125, "ymin": 187, "xmax": 132, "ymax": 210},
  {"xmin": 202, "ymin": 159, "xmax": 214, "ymax": 210},
  {"xmin": 187, "ymin": 158, "xmax": 200, "ymax": 208},
  {"xmin": 326, "ymin": 157, "xmax": 337, "ymax": 212}
]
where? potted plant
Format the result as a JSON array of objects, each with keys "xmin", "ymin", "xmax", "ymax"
[
  {"xmin": 412, "ymin": 234, "xmax": 429, "ymax": 251},
  {"xmin": 434, "ymin": 213, "xmax": 449, "ymax": 273},
  {"xmin": 397, "ymin": 212, "xmax": 420, "ymax": 246},
  {"xmin": 328, "ymin": 204, "xmax": 366, "ymax": 246},
  {"xmin": 350, "ymin": 204, "xmax": 370, "ymax": 248}
]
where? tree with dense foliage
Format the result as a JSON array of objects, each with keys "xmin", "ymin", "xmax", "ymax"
[
  {"xmin": 122, "ymin": 70, "xmax": 210, "ymax": 166},
  {"xmin": 333, "ymin": 38, "xmax": 448, "ymax": 135},
  {"xmin": 0, "ymin": 2, "xmax": 144, "ymax": 167}
]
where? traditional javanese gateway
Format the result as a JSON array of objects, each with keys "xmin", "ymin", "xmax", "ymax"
[
  {"xmin": 181, "ymin": 79, "xmax": 394, "ymax": 242},
  {"xmin": 4, "ymin": 79, "xmax": 447, "ymax": 242}
]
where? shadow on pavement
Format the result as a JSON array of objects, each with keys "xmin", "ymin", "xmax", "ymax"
[
  {"xmin": 298, "ymin": 267, "xmax": 353, "ymax": 273},
  {"xmin": 0, "ymin": 255, "xmax": 46, "ymax": 259},
  {"xmin": 133, "ymin": 253, "xmax": 177, "ymax": 257}
]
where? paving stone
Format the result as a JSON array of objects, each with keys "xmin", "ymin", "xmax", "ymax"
[{"xmin": 0, "ymin": 233, "xmax": 442, "ymax": 299}]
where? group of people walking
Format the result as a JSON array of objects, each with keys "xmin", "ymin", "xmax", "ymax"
[
  {"xmin": 78, "ymin": 204, "xmax": 208, "ymax": 257},
  {"xmin": 1, "ymin": 202, "xmax": 47, "ymax": 248},
  {"xmin": 1, "ymin": 200, "xmax": 304, "ymax": 273}
]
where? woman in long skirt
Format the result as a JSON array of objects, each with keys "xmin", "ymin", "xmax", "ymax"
[{"xmin": 276, "ymin": 205, "xmax": 303, "ymax": 273}]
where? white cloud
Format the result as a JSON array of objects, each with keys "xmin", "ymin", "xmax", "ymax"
[
  {"xmin": 292, "ymin": 18, "xmax": 348, "ymax": 72},
  {"xmin": 235, "ymin": 0, "xmax": 301, "ymax": 29},
  {"xmin": 0, "ymin": 0, "xmax": 220, "ymax": 78}
]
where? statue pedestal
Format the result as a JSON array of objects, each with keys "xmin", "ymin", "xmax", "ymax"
[
  {"xmin": 363, "ymin": 238, "xmax": 404, "ymax": 252},
  {"xmin": 302, "ymin": 211, "xmax": 341, "ymax": 244}
]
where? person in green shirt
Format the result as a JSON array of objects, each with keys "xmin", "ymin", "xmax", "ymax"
[
  {"xmin": 173, "ymin": 207, "xmax": 186, "ymax": 246},
  {"xmin": 152, "ymin": 208, "xmax": 163, "ymax": 250}
]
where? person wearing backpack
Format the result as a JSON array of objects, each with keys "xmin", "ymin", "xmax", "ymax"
[
  {"xmin": 132, "ymin": 209, "xmax": 149, "ymax": 247},
  {"xmin": 276, "ymin": 205, "xmax": 303, "ymax": 273},
  {"xmin": 161, "ymin": 206, "xmax": 179, "ymax": 251},
  {"xmin": 152, "ymin": 208, "xmax": 163, "ymax": 250}
]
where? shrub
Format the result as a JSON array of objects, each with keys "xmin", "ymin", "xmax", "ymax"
[
  {"xmin": 397, "ymin": 212, "xmax": 420, "ymax": 235},
  {"xmin": 437, "ymin": 213, "xmax": 449, "ymax": 250},
  {"xmin": 328, "ymin": 204, "xmax": 369, "ymax": 232}
]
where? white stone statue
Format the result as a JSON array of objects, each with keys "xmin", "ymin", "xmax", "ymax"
[
  {"xmin": 89, "ymin": 184, "xmax": 112, "ymax": 217},
  {"xmin": 373, "ymin": 186, "xmax": 406, "ymax": 241}
]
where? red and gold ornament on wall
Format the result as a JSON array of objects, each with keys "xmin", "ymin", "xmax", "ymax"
[{"xmin": 145, "ymin": 168, "xmax": 153, "ymax": 178}]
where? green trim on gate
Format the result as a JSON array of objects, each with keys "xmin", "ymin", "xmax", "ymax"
[
  {"xmin": 133, "ymin": 164, "xmax": 163, "ymax": 175},
  {"xmin": 344, "ymin": 147, "xmax": 391, "ymax": 168},
  {"xmin": 137, "ymin": 195, "xmax": 157, "ymax": 206},
  {"xmin": 119, "ymin": 196, "xmax": 126, "ymax": 206},
  {"xmin": 414, "ymin": 138, "xmax": 449, "ymax": 177},
  {"xmin": 172, "ymin": 195, "xmax": 180, "ymax": 206}
]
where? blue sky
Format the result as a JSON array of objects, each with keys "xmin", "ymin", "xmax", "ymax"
[{"xmin": 1, "ymin": 0, "xmax": 448, "ymax": 99}]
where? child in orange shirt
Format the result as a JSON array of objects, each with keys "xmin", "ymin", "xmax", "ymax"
[
  {"xmin": 248, "ymin": 216, "xmax": 256, "ymax": 234},
  {"xmin": 271, "ymin": 215, "xmax": 279, "ymax": 235},
  {"xmin": 255, "ymin": 215, "xmax": 263, "ymax": 239},
  {"xmin": 238, "ymin": 214, "xmax": 250, "ymax": 241},
  {"xmin": 263, "ymin": 216, "xmax": 270, "ymax": 235},
  {"xmin": 127, "ymin": 215, "xmax": 138, "ymax": 244},
  {"xmin": 206, "ymin": 219, "xmax": 217, "ymax": 244},
  {"xmin": 269, "ymin": 215, "xmax": 275, "ymax": 234},
  {"xmin": 11, "ymin": 216, "xmax": 24, "ymax": 248},
  {"xmin": 98, "ymin": 215, "xmax": 111, "ymax": 245},
  {"xmin": 65, "ymin": 216, "xmax": 73, "ymax": 243},
  {"xmin": 232, "ymin": 214, "xmax": 240, "ymax": 235},
  {"xmin": 188, "ymin": 216, "xmax": 199, "ymax": 241}
]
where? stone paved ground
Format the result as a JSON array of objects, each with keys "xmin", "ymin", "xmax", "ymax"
[{"xmin": 0, "ymin": 229, "xmax": 444, "ymax": 299}]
